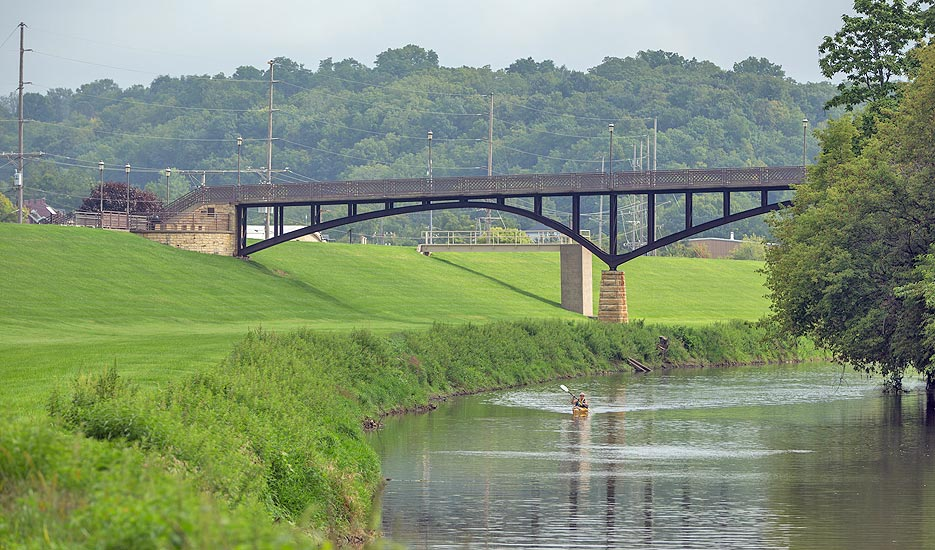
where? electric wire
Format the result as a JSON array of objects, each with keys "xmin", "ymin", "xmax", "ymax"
[
  {"xmin": 279, "ymin": 80, "xmax": 485, "ymax": 117},
  {"xmin": 32, "ymin": 85, "xmax": 266, "ymax": 113},
  {"xmin": 0, "ymin": 24, "xmax": 19, "ymax": 52},
  {"xmin": 29, "ymin": 26, "xmax": 208, "ymax": 60},
  {"xmin": 279, "ymin": 138, "xmax": 485, "ymax": 172},
  {"xmin": 32, "ymin": 49, "xmax": 161, "ymax": 76},
  {"xmin": 30, "ymin": 120, "xmax": 267, "ymax": 143}
]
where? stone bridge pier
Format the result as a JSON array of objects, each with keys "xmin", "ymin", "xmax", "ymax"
[{"xmin": 598, "ymin": 270, "xmax": 628, "ymax": 323}]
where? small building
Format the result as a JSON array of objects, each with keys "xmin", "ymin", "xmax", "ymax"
[
  {"xmin": 24, "ymin": 198, "xmax": 58, "ymax": 224},
  {"xmin": 685, "ymin": 234, "xmax": 743, "ymax": 259}
]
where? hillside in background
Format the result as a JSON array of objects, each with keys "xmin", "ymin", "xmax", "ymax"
[
  {"xmin": 0, "ymin": 46, "xmax": 837, "ymax": 241},
  {"xmin": 0, "ymin": 224, "xmax": 768, "ymax": 412}
]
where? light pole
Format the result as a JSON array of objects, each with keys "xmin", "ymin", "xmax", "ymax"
[
  {"xmin": 608, "ymin": 123, "xmax": 614, "ymax": 179},
  {"xmin": 165, "ymin": 167, "xmax": 171, "ymax": 206},
  {"xmin": 427, "ymin": 130, "xmax": 433, "ymax": 244},
  {"xmin": 802, "ymin": 118, "xmax": 809, "ymax": 167},
  {"xmin": 237, "ymin": 135, "xmax": 243, "ymax": 187},
  {"xmin": 124, "ymin": 163, "xmax": 130, "ymax": 230},
  {"xmin": 98, "ymin": 161, "xmax": 104, "ymax": 227}
]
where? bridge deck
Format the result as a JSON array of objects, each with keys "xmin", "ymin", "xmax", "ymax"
[{"xmin": 166, "ymin": 166, "xmax": 804, "ymax": 213}]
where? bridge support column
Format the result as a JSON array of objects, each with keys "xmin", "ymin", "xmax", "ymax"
[
  {"xmin": 560, "ymin": 245, "xmax": 592, "ymax": 317},
  {"xmin": 598, "ymin": 270, "xmax": 628, "ymax": 323}
]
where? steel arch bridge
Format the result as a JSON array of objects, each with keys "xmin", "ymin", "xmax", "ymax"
[{"xmin": 165, "ymin": 166, "xmax": 802, "ymax": 269}]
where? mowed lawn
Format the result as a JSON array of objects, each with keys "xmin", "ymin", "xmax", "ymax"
[{"xmin": 0, "ymin": 224, "xmax": 769, "ymax": 415}]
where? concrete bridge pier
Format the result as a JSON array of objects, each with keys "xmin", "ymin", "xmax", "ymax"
[
  {"xmin": 560, "ymin": 244, "xmax": 593, "ymax": 317},
  {"xmin": 598, "ymin": 270, "xmax": 628, "ymax": 323}
]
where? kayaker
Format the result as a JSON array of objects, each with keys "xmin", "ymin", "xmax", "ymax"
[{"xmin": 572, "ymin": 392, "xmax": 588, "ymax": 409}]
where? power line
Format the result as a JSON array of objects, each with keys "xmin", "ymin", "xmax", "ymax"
[
  {"xmin": 30, "ymin": 120, "xmax": 267, "ymax": 143},
  {"xmin": 498, "ymin": 97, "xmax": 657, "ymax": 124},
  {"xmin": 494, "ymin": 117, "xmax": 650, "ymax": 141},
  {"xmin": 32, "ymin": 49, "xmax": 160, "ymax": 76},
  {"xmin": 32, "ymin": 85, "xmax": 265, "ymax": 113},
  {"xmin": 0, "ymin": 24, "xmax": 19, "ymax": 52},
  {"xmin": 279, "ymin": 138, "xmax": 485, "ymax": 171},
  {"xmin": 29, "ymin": 26, "xmax": 210, "ymax": 60},
  {"xmin": 311, "ymin": 67, "xmax": 486, "ymax": 98},
  {"xmin": 279, "ymin": 79, "xmax": 485, "ymax": 117}
]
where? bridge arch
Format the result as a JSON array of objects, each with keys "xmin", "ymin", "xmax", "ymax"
[{"xmin": 237, "ymin": 196, "xmax": 790, "ymax": 269}]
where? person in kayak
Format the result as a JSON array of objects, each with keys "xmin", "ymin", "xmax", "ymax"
[{"xmin": 572, "ymin": 392, "xmax": 589, "ymax": 409}]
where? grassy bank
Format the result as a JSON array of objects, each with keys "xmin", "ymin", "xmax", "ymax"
[
  {"xmin": 0, "ymin": 223, "xmax": 788, "ymax": 546},
  {"xmin": 0, "ymin": 224, "xmax": 768, "ymax": 415},
  {"xmin": 4, "ymin": 319, "xmax": 818, "ymax": 547}
]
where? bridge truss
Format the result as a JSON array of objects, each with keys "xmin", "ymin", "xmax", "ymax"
[{"xmin": 166, "ymin": 167, "xmax": 803, "ymax": 269}]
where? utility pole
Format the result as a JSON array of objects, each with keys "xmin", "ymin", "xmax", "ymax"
[
  {"xmin": 487, "ymin": 94, "xmax": 493, "ymax": 177},
  {"xmin": 427, "ymin": 130, "xmax": 433, "ymax": 244},
  {"xmin": 17, "ymin": 22, "xmax": 30, "ymax": 223},
  {"xmin": 265, "ymin": 59, "xmax": 277, "ymax": 240},
  {"xmin": 3, "ymin": 151, "xmax": 42, "ymax": 222},
  {"xmin": 482, "ymin": 94, "xmax": 494, "ymax": 233}
]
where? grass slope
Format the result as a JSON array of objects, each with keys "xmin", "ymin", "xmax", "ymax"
[{"xmin": 0, "ymin": 224, "xmax": 768, "ymax": 414}]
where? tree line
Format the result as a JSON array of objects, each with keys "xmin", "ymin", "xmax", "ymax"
[
  {"xmin": 766, "ymin": 0, "xmax": 935, "ymax": 390},
  {"xmin": 0, "ymin": 44, "xmax": 837, "ymax": 243}
]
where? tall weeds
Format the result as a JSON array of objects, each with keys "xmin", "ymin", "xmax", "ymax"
[{"xmin": 3, "ymin": 319, "xmax": 817, "ymax": 547}]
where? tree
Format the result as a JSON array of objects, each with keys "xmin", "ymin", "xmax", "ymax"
[
  {"xmin": 732, "ymin": 57, "xmax": 786, "ymax": 78},
  {"xmin": 0, "ymin": 191, "xmax": 21, "ymax": 222},
  {"xmin": 80, "ymin": 182, "xmax": 163, "ymax": 214},
  {"xmin": 374, "ymin": 45, "xmax": 438, "ymax": 77},
  {"xmin": 766, "ymin": 43, "xmax": 935, "ymax": 391},
  {"xmin": 818, "ymin": 0, "xmax": 931, "ymax": 111}
]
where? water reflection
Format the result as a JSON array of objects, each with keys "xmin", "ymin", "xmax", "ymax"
[{"xmin": 370, "ymin": 364, "xmax": 935, "ymax": 549}]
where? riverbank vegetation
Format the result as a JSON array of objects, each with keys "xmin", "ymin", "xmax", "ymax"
[
  {"xmin": 4, "ymin": 319, "xmax": 817, "ymax": 547},
  {"xmin": 0, "ymin": 223, "xmax": 769, "ymax": 413},
  {"xmin": 766, "ymin": 30, "xmax": 935, "ymax": 391}
]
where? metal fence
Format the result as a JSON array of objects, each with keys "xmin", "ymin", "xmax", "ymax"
[
  {"xmin": 74, "ymin": 211, "xmax": 150, "ymax": 230},
  {"xmin": 422, "ymin": 229, "xmax": 591, "ymax": 245}
]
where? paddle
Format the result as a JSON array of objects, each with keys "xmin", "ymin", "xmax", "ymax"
[{"xmin": 562, "ymin": 384, "xmax": 589, "ymax": 411}]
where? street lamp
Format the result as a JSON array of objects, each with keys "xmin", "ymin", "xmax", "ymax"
[
  {"xmin": 125, "ymin": 163, "xmax": 131, "ymax": 230},
  {"xmin": 98, "ymin": 161, "xmax": 104, "ymax": 227},
  {"xmin": 427, "ymin": 130, "xmax": 433, "ymax": 244},
  {"xmin": 608, "ymin": 123, "xmax": 614, "ymax": 179},
  {"xmin": 165, "ymin": 168, "xmax": 171, "ymax": 206},
  {"xmin": 237, "ymin": 135, "xmax": 243, "ymax": 187},
  {"xmin": 802, "ymin": 118, "xmax": 809, "ymax": 167}
]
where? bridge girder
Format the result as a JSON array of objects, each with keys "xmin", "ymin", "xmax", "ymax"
[{"xmin": 237, "ymin": 188, "xmax": 792, "ymax": 269}]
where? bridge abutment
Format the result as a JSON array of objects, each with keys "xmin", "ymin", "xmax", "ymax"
[
  {"xmin": 560, "ymin": 244, "xmax": 593, "ymax": 317},
  {"xmin": 598, "ymin": 270, "xmax": 628, "ymax": 323}
]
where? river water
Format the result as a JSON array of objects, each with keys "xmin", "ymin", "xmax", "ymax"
[{"xmin": 367, "ymin": 363, "xmax": 935, "ymax": 549}]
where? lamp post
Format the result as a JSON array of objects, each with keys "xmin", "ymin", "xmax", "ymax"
[
  {"xmin": 165, "ymin": 168, "xmax": 171, "ymax": 206},
  {"xmin": 608, "ymin": 123, "xmax": 614, "ymax": 179},
  {"xmin": 98, "ymin": 161, "xmax": 104, "ymax": 227},
  {"xmin": 124, "ymin": 163, "xmax": 130, "ymax": 230},
  {"xmin": 237, "ymin": 135, "xmax": 243, "ymax": 187},
  {"xmin": 802, "ymin": 118, "xmax": 808, "ymax": 167},
  {"xmin": 427, "ymin": 130, "xmax": 433, "ymax": 244}
]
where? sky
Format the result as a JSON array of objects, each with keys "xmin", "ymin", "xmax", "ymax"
[{"xmin": 0, "ymin": 0, "xmax": 855, "ymax": 95}]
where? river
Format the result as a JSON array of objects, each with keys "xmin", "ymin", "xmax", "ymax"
[{"xmin": 367, "ymin": 363, "xmax": 935, "ymax": 549}]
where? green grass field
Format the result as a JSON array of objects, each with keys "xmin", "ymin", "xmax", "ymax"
[{"xmin": 0, "ymin": 224, "xmax": 769, "ymax": 414}]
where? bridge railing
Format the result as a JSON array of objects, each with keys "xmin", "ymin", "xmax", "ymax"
[{"xmin": 164, "ymin": 166, "xmax": 804, "ymax": 212}]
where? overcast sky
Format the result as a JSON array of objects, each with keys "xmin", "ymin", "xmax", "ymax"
[{"xmin": 1, "ymin": 0, "xmax": 854, "ymax": 95}]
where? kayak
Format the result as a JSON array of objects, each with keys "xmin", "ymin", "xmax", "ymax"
[{"xmin": 572, "ymin": 406, "xmax": 589, "ymax": 415}]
